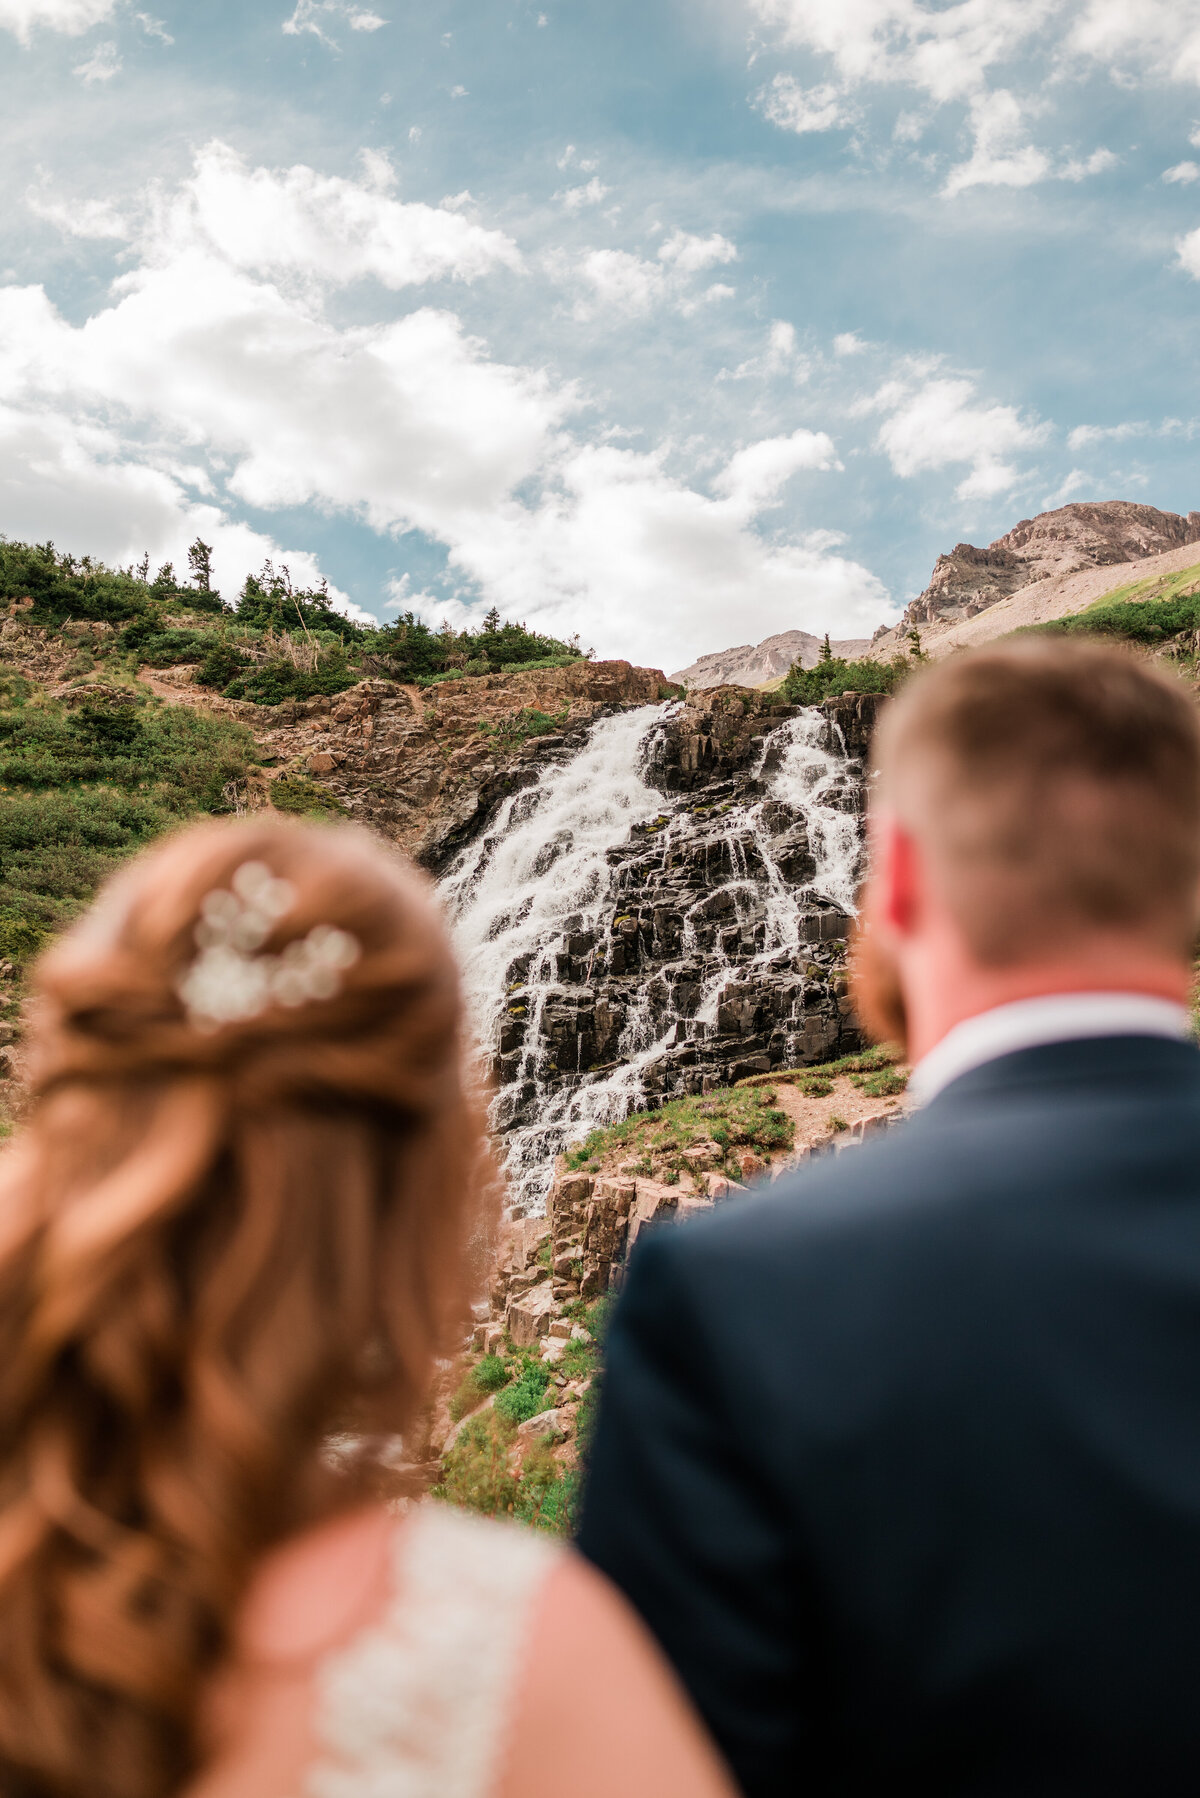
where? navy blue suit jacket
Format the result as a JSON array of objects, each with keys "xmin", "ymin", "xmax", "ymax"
[{"xmin": 578, "ymin": 1037, "xmax": 1200, "ymax": 1796}]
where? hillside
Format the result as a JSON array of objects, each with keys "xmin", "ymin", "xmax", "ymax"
[
  {"xmin": 868, "ymin": 501, "xmax": 1200, "ymax": 659},
  {"xmin": 0, "ymin": 538, "xmax": 670, "ymax": 1108},
  {"xmin": 670, "ymin": 628, "xmax": 870, "ymax": 690},
  {"xmin": 871, "ymin": 536, "xmax": 1200, "ymax": 663}
]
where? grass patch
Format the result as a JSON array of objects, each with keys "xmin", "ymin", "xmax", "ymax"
[
  {"xmin": 269, "ymin": 773, "xmax": 349, "ymax": 818},
  {"xmin": 737, "ymin": 1044, "xmax": 902, "ymax": 1090},
  {"xmin": 476, "ymin": 706, "xmax": 569, "ymax": 750},
  {"xmin": 565, "ymin": 1083, "xmax": 794, "ymax": 1179}
]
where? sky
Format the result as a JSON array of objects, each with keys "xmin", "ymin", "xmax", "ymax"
[{"xmin": 2, "ymin": 1, "xmax": 1200, "ymax": 671}]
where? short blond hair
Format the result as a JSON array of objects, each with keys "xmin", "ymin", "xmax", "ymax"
[{"xmin": 874, "ymin": 637, "xmax": 1200, "ymax": 964}]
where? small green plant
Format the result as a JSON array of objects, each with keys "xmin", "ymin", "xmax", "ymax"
[
  {"xmin": 269, "ymin": 774, "xmax": 349, "ymax": 818},
  {"xmin": 828, "ymin": 1114, "xmax": 849, "ymax": 1134},
  {"xmin": 494, "ymin": 1355, "xmax": 551, "ymax": 1427}
]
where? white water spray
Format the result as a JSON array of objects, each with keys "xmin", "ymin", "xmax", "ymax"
[{"xmin": 440, "ymin": 702, "xmax": 862, "ymax": 1209}]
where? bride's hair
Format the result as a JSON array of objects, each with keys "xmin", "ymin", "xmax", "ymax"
[{"xmin": 0, "ymin": 816, "xmax": 488, "ymax": 1798}]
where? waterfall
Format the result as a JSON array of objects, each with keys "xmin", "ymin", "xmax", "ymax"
[{"xmin": 441, "ymin": 701, "xmax": 864, "ymax": 1210}]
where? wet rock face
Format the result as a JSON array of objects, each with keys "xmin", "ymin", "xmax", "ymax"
[{"xmin": 489, "ymin": 690, "xmax": 868, "ymax": 1152}]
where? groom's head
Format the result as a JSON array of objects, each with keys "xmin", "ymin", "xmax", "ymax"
[{"xmin": 854, "ymin": 637, "xmax": 1200, "ymax": 1058}]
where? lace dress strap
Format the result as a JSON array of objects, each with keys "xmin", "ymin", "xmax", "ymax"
[{"xmin": 305, "ymin": 1504, "xmax": 562, "ymax": 1798}]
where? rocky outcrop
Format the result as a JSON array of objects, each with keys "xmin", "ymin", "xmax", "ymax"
[
  {"xmin": 901, "ymin": 502, "xmax": 1200, "ymax": 630},
  {"xmin": 129, "ymin": 658, "xmax": 667, "ymax": 871},
  {"xmin": 670, "ymin": 629, "xmax": 871, "ymax": 691}
]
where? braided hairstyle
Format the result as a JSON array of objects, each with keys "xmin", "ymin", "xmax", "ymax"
[{"xmin": 0, "ymin": 816, "xmax": 488, "ymax": 1798}]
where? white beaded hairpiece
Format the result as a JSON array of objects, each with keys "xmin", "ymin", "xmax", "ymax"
[{"xmin": 177, "ymin": 860, "xmax": 361, "ymax": 1033}]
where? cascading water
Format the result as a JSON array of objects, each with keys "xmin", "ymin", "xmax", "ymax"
[{"xmin": 441, "ymin": 699, "xmax": 866, "ymax": 1210}]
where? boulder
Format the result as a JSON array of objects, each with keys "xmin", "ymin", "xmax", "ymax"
[
  {"xmin": 517, "ymin": 1407, "xmax": 568, "ymax": 1442},
  {"xmin": 506, "ymin": 1280, "xmax": 557, "ymax": 1348}
]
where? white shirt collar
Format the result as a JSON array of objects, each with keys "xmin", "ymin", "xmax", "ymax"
[{"xmin": 908, "ymin": 992, "xmax": 1192, "ymax": 1107}]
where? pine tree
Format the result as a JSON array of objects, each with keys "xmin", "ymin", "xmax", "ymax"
[
  {"xmin": 187, "ymin": 539, "xmax": 214, "ymax": 592},
  {"xmin": 482, "ymin": 606, "xmax": 501, "ymax": 632},
  {"xmin": 819, "ymin": 632, "xmax": 832, "ymax": 663}
]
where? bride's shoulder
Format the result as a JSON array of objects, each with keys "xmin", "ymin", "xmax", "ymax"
[{"xmin": 236, "ymin": 1502, "xmax": 562, "ymax": 1667}]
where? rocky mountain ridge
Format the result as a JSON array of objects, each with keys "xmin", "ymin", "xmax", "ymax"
[
  {"xmin": 669, "ymin": 628, "xmax": 871, "ymax": 691},
  {"xmin": 897, "ymin": 500, "xmax": 1200, "ymax": 634}
]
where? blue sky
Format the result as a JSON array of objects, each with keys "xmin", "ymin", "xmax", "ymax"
[{"xmin": 2, "ymin": 0, "xmax": 1200, "ymax": 670}]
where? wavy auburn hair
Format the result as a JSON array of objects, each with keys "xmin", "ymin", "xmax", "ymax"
[{"xmin": 0, "ymin": 816, "xmax": 488, "ymax": 1798}]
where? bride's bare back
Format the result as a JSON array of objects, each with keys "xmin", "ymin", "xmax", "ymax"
[{"xmin": 189, "ymin": 1505, "xmax": 735, "ymax": 1798}]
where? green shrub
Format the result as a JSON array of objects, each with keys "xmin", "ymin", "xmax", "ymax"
[
  {"xmin": 494, "ymin": 1356, "xmax": 550, "ymax": 1426},
  {"xmin": 195, "ymin": 640, "xmax": 250, "ymax": 689},
  {"xmin": 223, "ymin": 647, "xmax": 357, "ymax": 706},
  {"xmin": 0, "ymin": 675, "xmax": 258, "ymax": 966},
  {"xmin": 436, "ymin": 1414, "xmax": 520, "ymax": 1516},
  {"xmin": 269, "ymin": 774, "xmax": 349, "ymax": 818},
  {"xmin": 781, "ymin": 654, "xmax": 911, "ymax": 705}
]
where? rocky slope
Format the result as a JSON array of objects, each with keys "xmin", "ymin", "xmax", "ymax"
[
  {"xmin": 670, "ymin": 628, "xmax": 870, "ymax": 690},
  {"xmin": 874, "ymin": 501, "xmax": 1200, "ymax": 650},
  {"xmin": 871, "ymin": 536, "xmax": 1200, "ymax": 663},
  {"xmin": 141, "ymin": 654, "xmax": 667, "ymax": 869}
]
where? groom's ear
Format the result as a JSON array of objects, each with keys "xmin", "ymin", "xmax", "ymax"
[{"xmin": 872, "ymin": 809, "xmax": 922, "ymax": 941}]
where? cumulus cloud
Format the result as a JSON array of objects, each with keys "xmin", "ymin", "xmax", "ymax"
[
  {"xmin": 755, "ymin": 76, "xmax": 851, "ymax": 134},
  {"xmin": 559, "ymin": 230, "xmax": 738, "ymax": 321},
  {"xmin": 864, "ymin": 369, "xmax": 1048, "ymax": 498},
  {"xmin": 433, "ymin": 442, "xmax": 889, "ymax": 668},
  {"xmin": 1177, "ymin": 225, "xmax": 1200, "ymax": 279},
  {"xmin": 745, "ymin": 0, "xmax": 1194, "ymax": 201},
  {"xmin": 0, "ymin": 0, "xmax": 113, "ymax": 40},
  {"xmin": 657, "ymin": 230, "xmax": 737, "ymax": 272},
  {"xmin": 833, "ymin": 331, "xmax": 867, "ymax": 356},
  {"xmin": 713, "ymin": 429, "xmax": 841, "ymax": 510},
  {"xmin": 33, "ymin": 141, "xmax": 522, "ymax": 289},
  {"xmin": 1, "ymin": 145, "xmax": 885, "ymax": 666},
  {"xmin": 558, "ymin": 177, "xmax": 610, "ymax": 211},
  {"xmin": 1165, "ymin": 160, "xmax": 1200, "ymax": 183}
]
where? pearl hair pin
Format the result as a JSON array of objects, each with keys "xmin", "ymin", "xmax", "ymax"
[{"xmin": 177, "ymin": 860, "xmax": 361, "ymax": 1032}]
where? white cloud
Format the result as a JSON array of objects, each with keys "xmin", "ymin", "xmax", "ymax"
[
  {"xmin": 746, "ymin": 0, "xmax": 1196, "ymax": 201},
  {"xmin": 558, "ymin": 177, "xmax": 610, "ymax": 211},
  {"xmin": 282, "ymin": 0, "xmax": 386, "ymax": 47},
  {"xmin": 942, "ymin": 90, "xmax": 1049, "ymax": 199},
  {"xmin": 73, "ymin": 38, "xmax": 120, "ymax": 82},
  {"xmin": 713, "ymin": 429, "xmax": 841, "ymax": 510},
  {"xmin": 85, "ymin": 141, "xmax": 523, "ymax": 288},
  {"xmin": 558, "ymin": 230, "xmax": 739, "ymax": 321},
  {"xmin": 1066, "ymin": 1, "xmax": 1200, "ymax": 86},
  {"xmin": 721, "ymin": 318, "xmax": 808, "ymax": 382},
  {"xmin": 0, "ymin": 0, "xmax": 113, "ymax": 39},
  {"xmin": 2, "ymin": 145, "xmax": 893, "ymax": 667},
  {"xmin": 865, "ymin": 370, "xmax": 1048, "ymax": 498},
  {"xmin": 1060, "ymin": 147, "xmax": 1118, "ymax": 180},
  {"xmin": 135, "ymin": 12, "xmax": 172, "ymax": 42},
  {"xmin": 1165, "ymin": 160, "xmax": 1200, "ymax": 184},
  {"xmin": 657, "ymin": 229, "xmax": 738, "ymax": 272},
  {"xmin": 833, "ymin": 331, "xmax": 867, "ymax": 356},
  {"xmin": 1042, "ymin": 468, "xmax": 1089, "ymax": 507},
  {"xmin": 1068, "ymin": 419, "xmax": 1150, "ymax": 448},
  {"xmin": 756, "ymin": 75, "xmax": 851, "ymax": 133},
  {"xmin": 433, "ymin": 441, "xmax": 890, "ymax": 668},
  {"xmin": 1177, "ymin": 225, "xmax": 1200, "ymax": 279}
]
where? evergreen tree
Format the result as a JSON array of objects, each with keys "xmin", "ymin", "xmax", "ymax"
[
  {"xmin": 187, "ymin": 539, "xmax": 214, "ymax": 592},
  {"xmin": 819, "ymin": 632, "xmax": 832, "ymax": 663}
]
